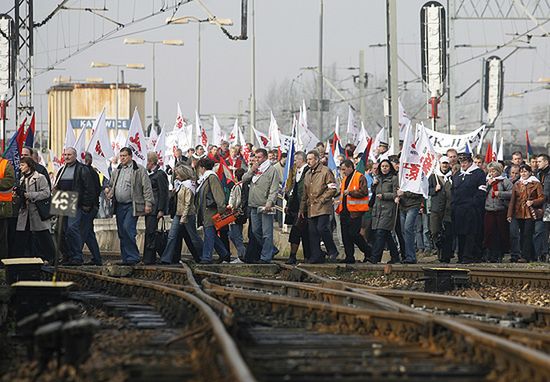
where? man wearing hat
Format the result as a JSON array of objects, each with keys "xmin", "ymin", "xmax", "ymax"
[
  {"xmin": 451, "ymin": 152, "xmax": 486, "ymax": 263},
  {"xmin": 429, "ymin": 156, "xmax": 453, "ymax": 262}
]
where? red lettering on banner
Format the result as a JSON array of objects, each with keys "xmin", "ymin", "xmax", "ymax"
[
  {"xmin": 95, "ymin": 140, "xmax": 104, "ymax": 157},
  {"xmin": 420, "ymin": 152, "xmax": 435, "ymax": 175},
  {"xmin": 403, "ymin": 162, "xmax": 420, "ymax": 181}
]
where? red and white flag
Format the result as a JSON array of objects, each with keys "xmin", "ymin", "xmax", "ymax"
[
  {"xmin": 399, "ymin": 123, "xmax": 437, "ymax": 198},
  {"xmin": 195, "ymin": 110, "xmax": 208, "ymax": 147},
  {"xmin": 148, "ymin": 126, "xmax": 158, "ymax": 152},
  {"xmin": 353, "ymin": 121, "xmax": 371, "ymax": 157},
  {"xmin": 74, "ymin": 128, "xmax": 87, "ymax": 163},
  {"xmin": 253, "ymin": 128, "xmax": 270, "ymax": 148},
  {"xmin": 112, "ymin": 130, "xmax": 126, "ymax": 157},
  {"xmin": 125, "ymin": 107, "xmax": 147, "ymax": 166},
  {"xmin": 86, "ymin": 108, "xmax": 115, "ymax": 178},
  {"xmin": 155, "ymin": 126, "xmax": 167, "ymax": 169},
  {"xmin": 174, "ymin": 103, "xmax": 185, "ymax": 130},
  {"xmin": 63, "ymin": 119, "xmax": 76, "ymax": 150}
]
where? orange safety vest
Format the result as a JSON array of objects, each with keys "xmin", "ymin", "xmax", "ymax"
[
  {"xmin": 336, "ymin": 171, "xmax": 369, "ymax": 214},
  {"xmin": 0, "ymin": 159, "xmax": 13, "ymax": 202}
]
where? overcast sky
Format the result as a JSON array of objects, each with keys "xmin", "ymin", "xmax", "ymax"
[{"xmin": 4, "ymin": 0, "xmax": 550, "ymax": 141}]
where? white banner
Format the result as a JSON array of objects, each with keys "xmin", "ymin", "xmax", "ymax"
[
  {"xmin": 399, "ymin": 123, "xmax": 438, "ymax": 198},
  {"xmin": 425, "ymin": 125, "xmax": 486, "ymax": 154}
]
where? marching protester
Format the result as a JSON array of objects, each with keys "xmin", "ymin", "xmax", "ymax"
[
  {"xmin": 501, "ymin": 164, "xmax": 521, "ymax": 262},
  {"xmin": 335, "ymin": 159, "xmax": 371, "ymax": 263},
  {"xmin": 396, "ymin": 188, "xmax": 424, "ymax": 264},
  {"xmin": 81, "ymin": 152, "xmax": 102, "ymax": 266},
  {"xmin": 227, "ymin": 168, "xmax": 247, "ymax": 262},
  {"xmin": 299, "ymin": 150, "xmax": 339, "ymax": 264},
  {"xmin": 483, "ymin": 162, "xmax": 513, "ymax": 262},
  {"xmin": 507, "ymin": 164, "xmax": 545, "ymax": 262},
  {"xmin": 161, "ymin": 165, "xmax": 203, "ymax": 264},
  {"xmin": 54, "ymin": 147, "xmax": 96, "ymax": 266},
  {"xmin": 242, "ymin": 148, "xmax": 281, "ymax": 264},
  {"xmin": 284, "ymin": 151, "xmax": 310, "ymax": 264},
  {"xmin": 428, "ymin": 156, "xmax": 453, "ymax": 262},
  {"xmin": 143, "ymin": 152, "xmax": 169, "ymax": 265},
  {"xmin": 369, "ymin": 159, "xmax": 399, "ymax": 263},
  {"xmin": 451, "ymin": 152, "xmax": 487, "ymax": 264},
  {"xmin": 0, "ymin": 156, "xmax": 15, "ymax": 260},
  {"xmin": 196, "ymin": 157, "xmax": 230, "ymax": 264},
  {"xmin": 535, "ymin": 154, "xmax": 550, "ymax": 262},
  {"xmin": 107, "ymin": 147, "xmax": 154, "ymax": 266},
  {"xmin": 15, "ymin": 157, "xmax": 56, "ymax": 261}
]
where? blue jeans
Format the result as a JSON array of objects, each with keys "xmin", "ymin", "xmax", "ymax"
[
  {"xmin": 534, "ymin": 220, "xmax": 549, "ymax": 260},
  {"xmin": 202, "ymin": 225, "xmax": 229, "ymax": 262},
  {"xmin": 250, "ymin": 207, "xmax": 275, "ymax": 262},
  {"xmin": 415, "ymin": 213, "xmax": 432, "ymax": 251},
  {"xmin": 80, "ymin": 207, "xmax": 101, "ymax": 264},
  {"xmin": 229, "ymin": 223, "xmax": 246, "ymax": 259},
  {"xmin": 160, "ymin": 215, "xmax": 183, "ymax": 264},
  {"xmin": 115, "ymin": 202, "xmax": 140, "ymax": 263},
  {"xmin": 400, "ymin": 207, "xmax": 419, "ymax": 263},
  {"xmin": 64, "ymin": 208, "xmax": 84, "ymax": 263}
]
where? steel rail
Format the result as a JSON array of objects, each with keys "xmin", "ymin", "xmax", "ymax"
[
  {"xmin": 54, "ymin": 268, "xmax": 256, "ymax": 382},
  {"xmin": 202, "ymin": 280, "xmax": 550, "ymax": 382}
]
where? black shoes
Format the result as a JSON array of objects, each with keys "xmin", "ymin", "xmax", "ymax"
[
  {"xmin": 84, "ymin": 261, "xmax": 102, "ymax": 266},
  {"xmin": 286, "ymin": 256, "xmax": 297, "ymax": 265},
  {"xmin": 256, "ymin": 259, "xmax": 271, "ymax": 264},
  {"xmin": 338, "ymin": 258, "xmax": 355, "ymax": 264},
  {"xmin": 199, "ymin": 259, "xmax": 213, "ymax": 264}
]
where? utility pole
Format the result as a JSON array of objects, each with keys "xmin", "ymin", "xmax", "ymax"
[
  {"xmin": 249, "ymin": 0, "xmax": 256, "ymax": 143},
  {"xmin": 447, "ymin": 0, "xmax": 456, "ymax": 133},
  {"xmin": 317, "ymin": 0, "xmax": 324, "ymax": 139},
  {"xmin": 196, "ymin": 23, "xmax": 201, "ymax": 118},
  {"xmin": 358, "ymin": 50, "xmax": 367, "ymax": 127},
  {"xmin": 386, "ymin": 0, "xmax": 399, "ymax": 151}
]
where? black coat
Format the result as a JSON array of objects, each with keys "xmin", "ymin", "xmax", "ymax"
[
  {"xmin": 86, "ymin": 165, "xmax": 101, "ymax": 207},
  {"xmin": 451, "ymin": 166, "xmax": 486, "ymax": 235},
  {"xmin": 148, "ymin": 167, "xmax": 169, "ymax": 214},
  {"xmin": 54, "ymin": 161, "xmax": 95, "ymax": 209}
]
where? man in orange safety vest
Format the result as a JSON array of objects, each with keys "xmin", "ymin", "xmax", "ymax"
[{"xmin": 336, "ymin": 159, "xmax": 371, "ymax": 263}]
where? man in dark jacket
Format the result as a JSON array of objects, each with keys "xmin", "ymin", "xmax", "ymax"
[
  {"xmin": 143, "ymin": 152, "xmax": 169, "ymax": 264},
  {"xmin": 284, "ymin": 151, "xmax": 310, "ymax": 264},
  {"xmin": 54, "ymin": 147, "xmax": 96, "ymax": 265},
  {"xmin": 535, "ymin": 154, "xmax": 550, "ymax": 261},
  {"xmin": 428, "ymin": 156, "xmax": 453, "ymax": 262},
  {"xmin": 451, "ymin": 152, "xmax": 486, "ymax": 263},
  {"xmin": 80, "ymin": 152, "xmax": 102, "ymax": 265}
]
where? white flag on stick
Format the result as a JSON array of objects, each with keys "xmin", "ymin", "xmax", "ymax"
[
  {"xmin": 398, "ymin": 123, "xmax": 437, "ymax": 198},
  {"xmin": 112, "ymin": 130, "xmax": 126, "ymax": 157},
  {"xmin": 268, "ymin": 111, "xmax": 281, "ymax": 148},
  {"xmin": 195, "ymin": 110, "xmax": 208, "ymax": 147},
  {"xmin": 212, "ymin": 116, "xmax": 225, "ymax": 146},
  {"xmin": 155, "ymin": 126, "xmax": 167, "ymax": 169},
  {"xmin": 74, "ymin": 128, "xmax": 87, "ymax": 163},
  {"xmin": 64, "ymin": 120, "xmax": 76, "ymax": 150},
  {"xmin": 353, "ymin": 122, "xmax": 371, "ymax": 157},
  {"xmin": 86, "ymin": 108, "xmax": 115, "ymax": 179},
  {"xmin": 174, "ymin": 103, "xmax": 185, "ymax": 130},
  {"xmin": 148, "ymin": 126, "xmax": 158, "ymax": 152},
  {"xmin": 398, "ymin": 98, "xmax": 410, "ymax": 140},
  {"xmin": 497, "ymin": 136, "xmax": 504, "ymax": 162},
  {"xmin": 125, "ymin": 107, "xmax": 147, "ymax": 166},
  {"xmin": 346, "ymin": 105, "xmax": 358, "ymax": 143},
  {"xmin": 253, "ymin": 128, "xmax": 270, "ymax": 148}
]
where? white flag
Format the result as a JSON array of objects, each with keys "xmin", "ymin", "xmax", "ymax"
[
  {"xmin": 497, "ymin": 136, "xmax": 504, "ymax": 162},
  {"xmin": 174, "ymin": 103, "xmax": 185, "ymax": 130},
  {"xmin": 228, "ymin": 119, "xmax": 240, "ymax": 145},
  {"xmin": 298, "ymin": 102, "xmax": 319, "ymax": 151},
  {"xmin": 399, "ymin": 123, "xmax": 437, "ymax": 198},
  {"xmin": 125, "ymin": 108, "xmax": 147, "ymax": 166},
  {"xmin": 155, "ymin": 126, "xmax": 167, "ymax": 169},
  {"xmin": 148, "ymin": 126, "xmax": 158, "ymax": 152},
  {"xmin": 353, "ymin": 121, "xmax": 371, "ymax": 157},
  {"xmin": 74, "ymin": 128, "xmax": 87, "ymax": 163},
  {"xmin": 491, "ymin": 130, "xmax": 498, "ymax": 162},
  {"xmin": 63, "ymin": 120, "xmax": 76, "ymax": 150},
  {"xmin": 112, "ymin": 130, "xmax": 126, "ymax": 157},
  {"xmin": 268, "ymin": 111, "xmax": 281, "ymax": 148},
  {"xmin": 398, "ymin": 98, "xmax": 410, "ymax": 140},
  {"xmin": 86, "ymin": 108, "xmax": 115, "ymax": 179},
  {"xmin": 212, "ymin": 116, "xmax": 225, "ymax": 146},
  {"xmin": 346, "ymin": 105, "xmax": 358, "ymax": 143},
  {"xmin": 370, "ymin": 127, "xmax": 387, "ymax": 161}
]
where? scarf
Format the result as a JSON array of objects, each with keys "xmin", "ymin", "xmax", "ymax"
[
  {"xmin": 435, "ymin": 166, "xmax": 452, "ymax": 184},
  {"xmin": 459, "ymin": 163, "xmax": 479, "ymax": 176},
  {"xmin": 252, "ymin": 160, "xmax": 271, "ymax": 183},
  {"xmin": 181, "ymin": 179, "xmax": 196, "ymax": 194},
  {"xmin": 295, "ymin": 164, "xmax": 307, "ymax": 183},
  {"xmin": 488, "ymin": 175, "xmax": 505, "ymax": 198},
  {"xmin": 519, "ymin": 175, "xmax": 540, "ymax": 185},
  {"xmin": 197, "ymin": 170, "xmax": 217, "ymax": 193}
]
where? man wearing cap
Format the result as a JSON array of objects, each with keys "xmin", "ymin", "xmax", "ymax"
[
  {"xmin": 429, "ymin": 156, "xmax": 453, "ymax": 262},
  {"xmin": 451, "ymin": 152, "xmax": 486, "ymax": 263}
]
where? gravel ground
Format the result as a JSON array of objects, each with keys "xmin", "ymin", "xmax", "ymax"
[{"xmin": 314, "ymin": 270, "xmax": 550, "ymax": 307}]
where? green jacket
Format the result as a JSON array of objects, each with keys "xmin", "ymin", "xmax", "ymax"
[{"xmin": 0, "ymin": 159, "xmax": 15, "ymax": 218}]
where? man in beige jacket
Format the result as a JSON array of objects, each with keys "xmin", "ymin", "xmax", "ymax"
[{"xmin": 299, "ymin": 150, "xmax": 339, "ymax": 263}]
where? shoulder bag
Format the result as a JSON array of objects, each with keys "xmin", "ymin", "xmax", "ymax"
[{"xmin": 34, "ymin": 182, "xmax": 53, "ymax": 221}]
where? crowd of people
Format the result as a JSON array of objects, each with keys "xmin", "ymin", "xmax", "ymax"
[{"xmin": 0, "ymin": 138, "xmax": 549, "ymax": 266}]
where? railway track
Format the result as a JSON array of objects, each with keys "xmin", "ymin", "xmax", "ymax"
[
  {"xmin": 25, "ymin": 265, "xmax": 550, "ymax": 381},
  {"xmin": 129, "ymin": 265, "xmax": 550, "ymax": 352}
]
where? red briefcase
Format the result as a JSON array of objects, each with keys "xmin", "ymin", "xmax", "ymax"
[{"xmin": 212, "ymin": 210, "xmax": 237, "ymax": 231}]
